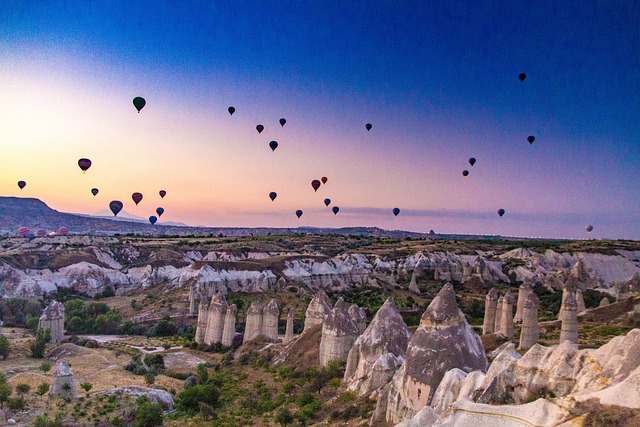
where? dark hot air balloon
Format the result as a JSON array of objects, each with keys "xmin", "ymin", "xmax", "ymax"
[
  {"xmin": 518, "ymin": 73, "xmax": 527, "ymax": 82},
  {"xmin": 321, "ymin": 176, "xmax": 328, "ymax": 184},
  {"xmin": 91, "ymin": 188, "xmax": 99, "ymax": 196},
  {"xmin": 228, "ymin": 106, "xmax": 235, "ymax": 115},
  {"xmin": 156, "ymin": 207, "xmax": 164, "ymax": 217},
  {"xmin": 324, "ymin": 198, "xmax": 331, "ymax": 206},
  {"xmin": 527, "ymin": 136, "xmax": 535, "ymax": 144},
  {"xmin": 269, "ymin": 192, "xmax": 277, "ymax": 201},
  {"xmin": 256, "ymin": 124, "xmax": 264, "ymax": 134},
  {"xmin": 269, "ymin": 140, "xmax": 278, "ymax": 151},
  {"xmin": 149, "ymin": 216, "xmax": 157, "ymax": 225},
  {"xmin": 469, "ymin": 157, "xmax": 476, "ymax": 166},
  {"xmin": 132, "ymin": 192, "xmax": 143, "ymax": 205},
  {"xmin": 586, "ymin": 225, "xmax": 594, "ymax": 233},
  {"xmin": 462, "ymin": 170, "xmax": 469, "ymax": 178},
  {"xmin": 78, "ymin": 158, "xmax": 92, "ymax": 173},
  {"xmin": 295, "ymin": 209, "xmax": 303, "ymax": 218},
  {"xmin": 279, "ymin": 118, "xmax": 286, "ymax": 127},
  {"xmin": 332, "ymin": 206, "xmax": 339, "ymax": 215},
  {"xmin": 498, "ymin": 208, "xmax": 505, "ymax": 217},
  {"xmin": 109, "ymin": 200, "xmax": 123, "ymax": 216},
  {"xmin": 133, "ymin": 97, "xmax": 146, "ymax": 113},
  {"xmin": 159, "ymin": 190, "xmax": 166, "ymax": 198},
  {"xmin": 311, "ymin": 180, "xmax": 321, "ymax": 192},
  {"xmin": 18, "ymin": 181, "xmax": 26, "ymax": 189},
  {"xmin": 365, "ymin": 123, "xmax": 372, "ymax": 131},
  {"xmin": 393, "ymin": 207, "xmax": 400, "ymax": 216}
]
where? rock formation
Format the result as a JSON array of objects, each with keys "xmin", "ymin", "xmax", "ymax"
[
  {"xmin": 559, "ymin": 292, "xmax": 578, "ymax": 344},
  {"xmin": 498, "ymin": 290, "xmax": 514, "ymax": 340},
  {"xmin": 482, "ymin": 288, "xmax": 498, "ymax": 335},
  {"xmin": 194, "ymin": 298, "xmax": 209, "ymax": 344},
  {"xmin": 285, "ymin": 308, "xmax": 295, "ymax": 342},
  {"xmin": 319, "ymin": 298, "xmax": 360, "ymax": 366},
  {"xmin": 303, "ymin": 290, "xmax": 332, "ymax": 331},
  {"xmin": 221, "ymin": 304, "xmax": 236, "ymax": 347},
  {"xmin": 343, "ymin": 298, "xmax": 410, "ymax": 397},
  {"xmin": 618, "ymin": 272, "xmax": 640, "ymax": 300},
  {"xmin": 243, "ymin": 301, "xmax": 265, "ymax": 343},
  {"xmin": 50, "ymin": 360, "xmax": 77, "ymax": 399},
  {"xmin": 38, "ymin": 300, "xmax": 65, "ymax": 343},
  {"xmin": 514, "ymin": 282, "xmax": 533, "ymax": 323},
  {"xmin": 188, "ymin": 284, "xmax": 196, "ymax": 314},
  {"xmin": 493, "ymin": 295, "xmax": 503, "ymax": 333},
  {"xmin": 378, "ymin": 283, "xmax": 488, "ymax": 424},
  {"xmin": 203, "ymin": 292, "xmax": 227, "ymax": 345},
  {"xmin": 518, "ymin": 293, "xmax": 539, "ymax": 350},
  {"xmin": 348, "ymin": 304, "xmax": 367, "ymax": 333},
  {"xmin": 263, "ymin": 299, "xmax": 280, "ymax": 341},
  {"xmin": 599, "ymin": 297, "xmax": 610, "ymax": 307}
]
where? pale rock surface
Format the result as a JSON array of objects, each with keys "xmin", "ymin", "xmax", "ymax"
[
  {"xmin": 319, "ymin": 298, "xmax": 360, "ymax": 366},
  {"xmin": 303, "ymin": 290, "xmax": 332, "ymax": 331},
  {"xmin": 50, "ymin": 360, "xmax": 77, "ymax": 399},
  {"xmin": 263, "ymin": 298, "xmax": 280, "ymax": 341},
  {"xmin": 559, "ymin": 293, "xmax": 578, "ymax": 344},
  {"xmin": 38, "ymin": 300, "xmax": 65, "ymax": 343},
  {"xmin": 243, "ymin": 301, "xmax": 264, "ymax": 343},
  {"xmin": 203, "ymin": 292, "xmax": 227, "ymax": 345},
  {"xmin": 498, "ymin": 291, "xmax": 514, "ymax": 340},
  {"xmin": 285, "ymin": 308, "xmax": 295, "ymax": 342},
  {"xmin": 348, "ymin": 303, "xmax": 367, "ymax": 333},
  {"xmin": 513, "ymin": 282, "xmax": 533, "ymax": 323},
  {"xmin": 518, "ymin": 293, "xmax": 539, "ymax": 350},
  {"xmin": 221, "ymin": 304, "xmax": 237, "ymax": 347},
  {"xmin": 98, "ymin": 386, "xmax": 174, "ymax": 410},
  {"xmin": 618, "ymin": 272, "xmax": 640, "ymax": 300},
  {"xmin": 482, "ymin": 288, "xmax": 498, "ymax": 335}
]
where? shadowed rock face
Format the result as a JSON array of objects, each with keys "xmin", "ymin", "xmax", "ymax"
[
  {"xmin": 50, "ymin": 360, "xmax": 77, "ymax": 399},
  {"xmin": 619, "ymin": 272, "xmax": 640, "ymax": 299},
  {"xmin": 343, "ymin": 298, "xmax": 411, "ymax": 397},
  {"xmin": 379, "ymin": 283, "xmax": 488, "ymax": 424},
  {"xmin": 303, "ymin": 290, "xmax": 332, "ymax": 331},
  {"xmin": 319, "ymin": 298, "xmax": 360, "ymax": 366}
]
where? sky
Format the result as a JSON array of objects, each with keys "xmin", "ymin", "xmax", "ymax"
[{"xmin": 1, "ymin": 1, "xmax": 639, "ymax": 239}]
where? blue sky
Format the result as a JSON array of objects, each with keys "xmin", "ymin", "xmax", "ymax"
[{"xmin": 1, "ymin": 1, "xmax": 639, "ymax": 239}]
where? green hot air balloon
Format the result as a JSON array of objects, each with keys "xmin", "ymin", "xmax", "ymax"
[{"xmin": 133, "ymin": 97, "xmax": 146, "ymax": 113}]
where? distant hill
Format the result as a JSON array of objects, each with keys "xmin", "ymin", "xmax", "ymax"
[{"xmin": 0, "ymin": 196, "xmax": 504, "ymax": 239}]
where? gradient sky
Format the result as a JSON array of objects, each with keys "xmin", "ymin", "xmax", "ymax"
[{"xmin": 1, "ymin": 1, "xmax": 639, "ymax": 239}]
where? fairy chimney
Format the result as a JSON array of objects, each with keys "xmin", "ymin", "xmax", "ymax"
[
  {"xmin": 494, "ymin": 295, "xmax": 504, "ymax": 333},
  {"xmin": 559, "ymin": 292, "xmax": 579, "ymax": 344},
  {"xmin": 514, "ymin": 282, "xmax": 534, "ymax": 323},
  {"xmin": 498, "ymin": 290, "xmax": 514, "ymax": 340},
  {"xmin": 194, "ymin": 298, "xmax": 209, "ymax": 344},
  {"xmin": 50, "ymin": 360, "xmax": 77, "ymax": 399},
  {"xmin": 285, "ymin": 308, "xmax": 295, "ymax": 342},
  {"xmin": 319, "ymin": 298, "xmax": 360, "ymax": 366},
  {"xmin": 38, "ymin": 300, "xmax": 65, "ymax": 343},
  {"xmin": 243, "ymin": 301, "xmax": 264, "ymax": 343},
  {"xmin": 304, "ymin": 290, "xmax": 332, "ymax": 331},
  {"xmin": 263, "ymin": 299, "xmax": 280, "ymax": 341},
  {"xmin": 203, "ymin": 292, "xmax": 227, "ymax": 345},
  {"xmin": 482, "ymin": 288, "xmax": 498, "ymax": 334},
  {"xmin": 518, "ymin": 293, "xmax": 540, "ymax": 350},
  {"xmin": 221, "ymin": 304, "xmax": 237, "ymax": 347}
]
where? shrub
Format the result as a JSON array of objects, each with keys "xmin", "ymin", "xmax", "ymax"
[
  {"xmin": 0, "ymin": 335, "xmax": 10, "ymax": 360},
  {"xmin": 133, "ymin": 399, "xmax": 163, "ymax": 427},
  {"xmin": 177, "ymin": 383, "xmax": 219, "ymax": 412},
  {"xmin": 30, "ymin": 328, "xmax": 51, "ymax": 358},
  {"xmin": 7, "ymin": 396, "xmax": 25, "ymax": 411}
]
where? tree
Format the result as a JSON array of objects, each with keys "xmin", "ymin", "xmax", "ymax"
[
  {"xmin": 15, "ymin": 383, "xmax": 30, "ymax": 396},
  {"xmin": 177, "ymin": 383, "xmax": 219, "ymax": 412},
  {"xmin": 36, "ymin": 383, "xmax": 50, "ymax": 399},
  {"xmin": 39, "ymin": 361, "xmax": 51, "ymax": 373},
  {"xmin": 80, "ymin": 382, "xmax": 93, "ymax": 393},
  {"xmin": 30, "ymin": 328, "xmax": 51, "ymax": 358},
  {"xmin": 133, "ymin": 399, "xmax": 163, "ymax": 427},
  {"xmin": 0, "ymin": 335, "xmax": 9, "ymax": 360},
  {"xmin": 275, "ymin": 407, "xmax": 294, "ymax": 426},
  {"xmin": 7, "ymin": 396, "xmax": 25, "ymax": 411},
  {"xmin": 196, "ymin": 363, "xmax": 208, "ymax": 385},
  {"xmin": 0, "ymin": 373, "xmax": 11, "ymax": 408}
]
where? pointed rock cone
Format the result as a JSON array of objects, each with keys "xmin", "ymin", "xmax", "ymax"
[
  {"xmin": 319, "ymin": 298, "xmax": 359, "ymax": 366},
  {"xmin": 482, "ymin": 288, "xmax": 499, "ymax": 335},
  {"xmin": 303, "ymin": 290, "xmax": 332, "ymax": 332},
  {"xmin": 519, "ymin": 293, "xmax": 540, "ymax": 350}
]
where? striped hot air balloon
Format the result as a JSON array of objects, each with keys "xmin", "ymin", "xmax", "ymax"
[
  {"xmin": 36, "ymin": 229, "xmax": 46, "ymax": 237},
  {"xmin": 59, "ymin": 227, "xmax": 69, "ymax": 236},
  {"xmin": 18, "ymin": 227, "xmax": 29, "ymax": 237}
]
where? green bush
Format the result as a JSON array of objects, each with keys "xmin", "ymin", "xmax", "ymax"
[
  {"xmin": 177, "ymin": 383, "xmax": 219, "ymax": 412},
  {"xmin": 133, "ymin": 399, "xmax": 163, "ymax": 427},
  {"xmin": 30, "ymin": 328, "xmax": 51, "ymax": 358},
  {"xmin": 0, "ymin": 335, "xmax": 10, "ymax": 360}
]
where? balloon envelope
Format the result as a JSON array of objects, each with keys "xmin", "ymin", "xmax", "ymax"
[
  {"xmin": 133, "ymin": 96, "xmax": 146, "ymax": 113},
  {"xmin": 518, "ymin": 73, "xmax": 527, "ymax": 82},
  {"xmin": 393, "ymin": 207, "xmax": 400, "ymax": 216},
  {"xmin": 78, "ymin": 158, "xmax": 92, "ymax": 172},
  {"xmin": 156, "ymin": 207, "xmax": 164, "ymax": 217},
  {"xmin": 462, "ymin": 170, "xmax": 469, "ymax": 178},
  {"xmin": 18, "ymin": 227, "xmax": 29, "ymax": 237},
  {"xmin": 58, "ymin": 227, "xmax": 68, "ymax": 236},
  {"xmin": 132, "ymin": 192, "xmax": 143, "ymax": 205},
  {"xmin": 295, "ymin": 209, "xmax": 303, "ymax": 218},
  {"xmin": 269, "ymin": 140, "xmax": 278, "ymax": 151},
  {"xmin": 311, "ymin": 180, "xmax": 321, "ymax": 192},
  {"xmin": 468, "ymin": 157, "xmax": 476, "ymax": 166},
  {"xmin": 228, "ymin": 106, "xmax": 235, "ymax": 115},
  {"xmin": 109, "ymin": 200, "xmax": 123, "ymax": 216},
  {"xmin": 256, "ymin": 124, "xmax": 264, "ymax": 134},
  {"xmin": 527, "ymin": 135, "xmax": 535, "ymax": 144},
  {"xmin": 586, "ymin": 225, "xmax": 594, "ymax": 233},
  {"xmin": 332, "ymin": 206, "xmax": 339, "ymax": 215},
  {"xmin": 159, "ymin": 190, "xmax": 166, "ymax": 198},
  {"xmin": 269, "ymin": 192, "xmax": 277, "ymax": 201},
  {"xmin": 324, "ymin": 198, "xmax": 331, "ymax": 207},
  {"xmin": 321, "ymin": 177, "xmax": 328, "ymax": 184},
  {"xmin": 91, "ymin": 188, "xmax": 99, "ymax": 196},
  {"xmin": 498, "ymin": 208, "xmax": 505, "ymax": 217},
  {"xmin": 365, "ymin": 123, "xmax": 372, "ymax": 131},
  {"xmin": 149, "ymin": 216, "xmax": 157, "ymax": 225},
  {"xmin": 279, "ymin": 118, "xmax": 286, "ymax": 127},
  {"xmin": 17, "ymin": 180, "xmax": 26, "ymax": 189}
]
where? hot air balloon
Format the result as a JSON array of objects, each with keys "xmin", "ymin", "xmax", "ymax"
[
  {"xmin": 393, "ymin": 207, "xmax": 400, "ymax": 217},
  {"xmin": 518, "ymin": 73, "xmax": 527, "ymax": 82},
  {"xmin": 78, "ymin": 158, "xmax": 92, "ymax": 173},
  {"xmin": 58, "ymin": 226, "xmax": 69, "ymax": 236},
  {"xmin": 311, "ymin": 180, "xmax": 321, "ymax": 192},
  {"xmin": 269, "ymin": 140, "xmax": 278, "ymax": 151},
  {"xmin": 586, "ymin": 225, "xmax": 594, "ymax": 233},
  {"xmin": 133, "ymin": 96, "xmax": 146, "ymax": 113},
  {"xmin": 295, "ymin": 209, "xmax": 303, "ymax": 218},
  {"xmin": 527, "ymin": 136, "xmax": 535, "ymax": 144},
  {"xmin": 321, "ymin": 177, "xmax": 328, "ymax": 184},
  {"xmin": 324, "ymin": 198, "xmax": 331, "ymax": 207},
  {"xmin": 156, "ymin": 207, "xmax": 164, "ymax": 217},
  {"xmin": 91, "ymin": 188, "xmax": 99, "ymax": 196},
  {"xmin": 279, "ymin": 118, "xmax": 286, "ymax": 127},
  {"xmin": 469, "ymin": 157, "xmax": 476, "ymax": 166},
  {"xmin": 365, "ymin": 123, "xmax": 372, "ymax": 131},
  {"xmin": 109, "ymin": 200, "xmax": 123, "ymax": 216},
  {"xmin": 332, "ymin": 206, "xmax": 339, "ymax": 215},
  {"xmin": 17, "ymin": 181, "xmax": 26, "ymax": 189},
  {"xmin": 18, "ymin": 227, "xmax": 29, "ymax": 237},
  {"xmin": 36, "ymin": 229, "xmax": 46, "ymax": 237},
  {"xmin": 269, "ymin": 192, "xmax": 277, "ymax": 201},
  {"xmin": 149, "ymin": 216, "xmax": 157, "ymax": 225},
  {"xmin": 462, "ymin": 170, "xmax": 469, "ymax": 178},
  {"xmin": 159, "ymin": 190, "xmax": 166, "ymax": 198},
  {"xmin": 498, "ymin": 208, "xmax": 505, "ymax": 217},
  {"xmin": 132, "ymin": 192, "xmax": 143, "ymax": 205},
  {"xmin": 256, "ymin": 124, "xmax": 264, "ymax": 134},
  {"xmin": 228, "ymin": 106, "xmax": 235, "ymax": 115}
]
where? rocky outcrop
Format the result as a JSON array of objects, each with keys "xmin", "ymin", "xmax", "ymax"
[
  {"xmin": 498, "ymin": 291, "xmax": 514, "ymax": 340},
  {"xmin": 518, "ymin": 293, "xmax": 539, "ymax": 351},
  {"xmin": 343, "ymin": 298, "xmax": 410, "ymax": 397},
  {"xmin": 514, "ymin": 282, "xmax": 533, "ymax": 323},
  {"xmin": 482, "ymin": 288, "xmax": 498, "ymax": 335},
  {"xmin": 38, "ymin": 300, "xmax": 65, "ymax": 343},
  {"xmin": 50, "ymin": 360, "xmax": 77, "ymax": 399},
  {"xmin": 243, "ymin": 301, "xmax": 265, "ymax": 343},
  {"xmin": 263, "ymin": 299, "xmax": 280, "ymax": 341},
  {"xmin": 188, "ymin": 284, "xmax": 196, "ymax": 314},
  {"xmin": 559, "ymin": 292, "xmax": 578, "ymax": 344},
  {"xmin": 348, "ymin": 304, "xmax": 367, "ymax": 334},
  {"xmin": 194, "ymin": 298, "xmax": 209, "ymax": 344},
  {"xmin": 378, "ymin": 284, "xmax": 488, "ymax": 424},
  {"xmin": 618, "ymin": 272, "xmax": 640, "ymax": 300},
  {"xmin": 203, "ymin": 292, "xmax": 227, "ymax": 345},
  {"xmin": 285, "ymin": 308, "xmax": 295, "ymax": 342},
  {"xmin": 493, "ymin": 295, "xmax": 503, "ymax": 333},
  {"xmin": 98, "ymin": 386, "xmax": 174, "ymax": 410},
  {"xmin": 221, "ymin": 304, "xmax": 237, "ymax": 347},
  {"xmin": 319, "ymin": 298, "xmax": 360, "ymax": 366},
  {"xmin": 303, "ymin": 290, "xmax": 332, "ymax": 331}
]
